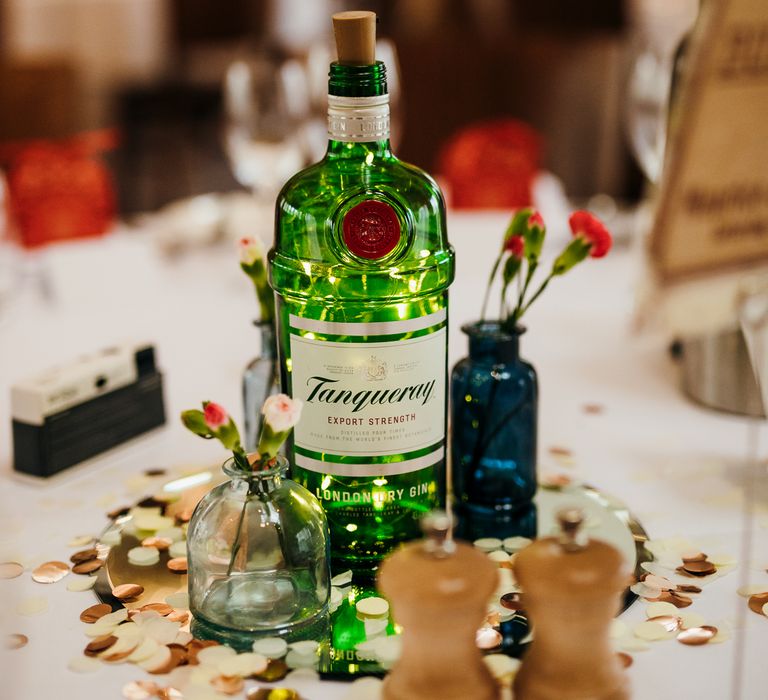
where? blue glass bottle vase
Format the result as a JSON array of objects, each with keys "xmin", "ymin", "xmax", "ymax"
[{"xmin": 451, "ymin": 322, "xmax": 538, "ymax": 540}]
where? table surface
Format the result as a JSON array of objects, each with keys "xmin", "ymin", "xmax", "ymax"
[{"xmin": 0, "ymin": 211, "xmax": 766, "ymax": 699}]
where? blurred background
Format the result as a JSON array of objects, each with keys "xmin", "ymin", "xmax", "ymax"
[{"xmin": 0, "ymin": 0, "xmax": 699, "ymax": 223}]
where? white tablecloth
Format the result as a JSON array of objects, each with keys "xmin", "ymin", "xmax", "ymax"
[{"xmin": 0, "ymin": 211, "xmax": 766, "ymax": 699}]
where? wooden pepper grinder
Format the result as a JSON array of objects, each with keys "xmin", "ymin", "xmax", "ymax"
[
  {"xmin": 378, "ymin": 512, "xmax": 500, "ymax": 700},
  {"xmin": 513, "ymin": 508, "xmax": 631, "ymax": 700}
]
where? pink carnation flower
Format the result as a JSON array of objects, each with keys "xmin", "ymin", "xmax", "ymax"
[
  {"xmin": 528, "ymin": 210, "xmax": 544, "ymax": 230},
  {"xmin": 239, "ymin": 236, "xmax": 264, "ymax": 266},
  {"xmin": 203, "ymin": 402, "xmax": 229, "ymax": 430},
  {"xmin": 262, "ymin": 394, "xmax": 303, "ymax": 433}
]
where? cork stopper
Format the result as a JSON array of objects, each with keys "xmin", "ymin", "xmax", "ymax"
[{"xmin": 332, "ymin": 11, "xmax": 376, "ymax": 65}]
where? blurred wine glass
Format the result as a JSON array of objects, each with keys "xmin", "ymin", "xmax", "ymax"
[{"xmin": 223, "ymin": 54, "xmax": 310, "ymax": 197}]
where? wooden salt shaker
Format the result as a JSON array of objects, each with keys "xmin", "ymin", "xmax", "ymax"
[
  {"xmin": 513, "ymin": 508, "xmax": 631, "ymax": 700},
  {"xmin": 378, "ymin": 512, "xmax": 500, "ymax": 700}
]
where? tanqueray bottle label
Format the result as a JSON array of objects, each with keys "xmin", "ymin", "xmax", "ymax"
[{"xmin": 289, "ymin": 308, "xmax": 447, "ymax": 479}]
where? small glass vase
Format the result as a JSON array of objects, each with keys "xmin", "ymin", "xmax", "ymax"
[
  {"xmin": 451, "ymin": 321, "xmax": 538, "ymax": 540},
  {"xmin": 187, "ymin": 455, "xmax": 331, "ymax": 649},
  {"xmin": 243, "ymin": 320, "xmax": 279, "ymax": 452}
]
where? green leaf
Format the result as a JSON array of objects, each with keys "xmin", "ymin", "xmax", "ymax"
[
  {"xmin": 217, "ymin": 419, "xmax": 242, "ymax": 452},
  {"xmin": 552, "ymin": 238, "xmax": 591, "ymax": 276},
  {"xmin": 524, "ymin": 226, "xmax": 545, "ymax": 260},
  {"xmin": 181, "ymin": 410, "xmax": 212, "ymax": 438}
]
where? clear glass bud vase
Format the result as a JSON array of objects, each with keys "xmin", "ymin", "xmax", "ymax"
[{"xmin": 187, "ymin": 455, "xmax": 331, "ymax": 649}]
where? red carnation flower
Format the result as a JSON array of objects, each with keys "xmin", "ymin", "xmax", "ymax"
[
  {"xmin": 568, "ymin": 210, "xmax": 612, "ymax": 258},
  {"xmin": 203, "ymin": 402, "xmax": 229, "ymax": 430},
  {"xmin": 504, "ymin": 234, "xmax": 525, "ymax": 259}
]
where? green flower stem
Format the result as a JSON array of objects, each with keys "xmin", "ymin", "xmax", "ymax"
[
  {"xmin": 511, "ymin": 259, "xmax": 538, "ymax": 325},
  {"xmin": 226, "ymin": 480, "xmax": 252, "ymax": 576},
  {"xmin": 242, "ymin": 260, "xmax": 275, "ymax": 324},
  {"xmin": 519, "ymin": 273, "xmax": 554, "ymax": 317},
  {"xmin": 481, "ymin": 252, "xmax": 504, "ymax": 322}
]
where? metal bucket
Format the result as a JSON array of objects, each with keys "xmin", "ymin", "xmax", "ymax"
[{"xmin": 673, "ymin": 328, "xmax": 765, "ymax": 418}]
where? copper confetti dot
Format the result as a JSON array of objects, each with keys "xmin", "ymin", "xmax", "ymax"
[
  {"xmin": 644, "ymin": 575, "xmax": 675, "ymax": 591},
  {"xmin": 485, "ymin": 612, "xmax": 501, "ymax": 627},
  {"xmin": 70, "ymin": 549, "xmax": 99, "ymax": 565},
  {"xmin": 166, "ymin": 609, "xmax": 190, "ymax": 625},
  {"xmin": 103, "ymin": 647, "xmax": 140, "ymax": 663},
  {"xmin": 681, "ymin": 552, "xmax": 707, "ymax": 563},
  {"xmin": 166, "ymin": 643, "xmax": 189, "ymax": 666},
  {"xmin": 500, "ymin": 592, "xmax": 524, "ymax": 611},
  {"xmin": 31, "ymin": 561, "xmax": 70, "ymax": 584},
  {"xmin": 107, "ymin": 505, "xmax": 131, "ymax": 520},
  {"xmin": 112, "ymin": 583, "xmax": 144, "ymax": 601},
  {"xmin": 140, "ymin": 602, "xmax": 173, "ymax": 616},
  {"xmin": 72, "ymin": 559, "xmax": 103, "ymax": 575},
  {"xmin": 0, "ymin": 562, "xmax": 24, "ymax": 579},
  {"xmin": 136, "ymin": 496, "xmax": 167, "ymax": 511},
  {"xmin": 677, "ymin": 584, "xmax": 703, "ymax": 594},
  {"xmin": 84, "ymin": 635, "xmax": 118, "ymax": 656},
  {"xmin": 122, "ymin": 680, "xmax": 160, "ymax": 700},
  {"xmin": 747, "ymin": 592, "xmax": 768, "ymax": 615},
  {"xmin": 5, "ymin": 633, "xmax": 28, "ymax": 650},
  {"xmin": 548, "ymin": 446, "xmax": 573, "ymax": 457},
  {"xmin": 167, "ymin": 557, "xmax": 188, "ymax": 574},
  {"xmin": 141, "ymin": 536, "xmax": 172, "ymax": 551},
  {"xmin": 682, "ymin": 560, "xmax": 716, "ymax": 576},
  {"xmin": 616, "ymin": 652, "xmax": 633, "ymax": 668},
  {"xmin": 211, "ymin": 675, "xmax": 245, "ymax": 695},
  {"xmin": 80, "ymin": 603, "xmax": 113, "ymax": 623},
  {"xmin": 647, "ymin": 615, "xmax": 682, "ymax": 633},
  {"xmin": 253, "ymin": 658, "xmax": 290, "ymax": 682},
  {"xmin": 144, "ymin": 468, "xmax": 167, "ymax": 477},
  {"xmin": 659, "ymin": 591, "xmax": 693, "ymax": 608},
  {"xmin": 583, "ymin": 403, "xmax": 604, "ymax": 414},
  {"xmin": 677, "ymin": 626, "xmax": 717, "ymax": 645},
  {"xmin": 175, "ymin": 509, "xmax": 194, "ymax": 524},
  {"xmin": 157, "ymin": 688, "xmax": 183, "ymax": 700},
  {"xmin": 540, "ymin": 473, "xmax": 572, "ymax": 488}
]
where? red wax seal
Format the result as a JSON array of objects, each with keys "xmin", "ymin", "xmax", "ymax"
[{"xmin": 342, "ymin": 200, "xmax": 401, "ymax": 259}]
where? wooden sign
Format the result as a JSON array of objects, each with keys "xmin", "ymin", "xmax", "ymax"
[{"xmin": 650, "ymin": 0, "xmax": 768, "ymax": 283}]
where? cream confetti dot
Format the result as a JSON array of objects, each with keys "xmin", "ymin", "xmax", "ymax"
[
  {"xmin": 737, "ymin": 584, "xmax": 768, "ymax": 597},
  {"xmin": 331, "ymin": 570, "xmax": 353, "ymax": 587},
  {"xmin": 634, "ymin": 621, "xmax": 673, "ymax": 641},
  {"xmin": 356, "ymin": 597, "xmax": 389, "ymax": 619},
  {"xmin": 289, "ymin": 640, "xmax": 319, "ymax": 656},
  {"xmin": 285, "ymin": 650, "xmax": 318, "ymax": 669},
  {"xmin": 488, "ymin": 550, "xmax": 511, "ymax": 564},
  {"xmin": 474, "ymin": 538, "xmax": 503, "ymax": 553},
  {"xmin": 16, "ymin": 596, "xmax": 48, "ymax": 616},
  {"xmin": 615, "ymin": 637, "xmax": 651, "ymax": 652},
  {"xmin": 168, "ymin": 541, "xmax": 187, "ymax": 559},
  {"xmin": 127, "ymin": 547, "xmax": 160, "ymax": 567},
  {"xmin": 68, "ymin": 535, "xmax": 96, "ymax": 547},
  {"xmin": 100, "ymin": 530, "xmax": 122, "ymax": 547},
  {"xmin": 156, "ymin": 527, "xmax": 184, "ymax": 543},
  {"xmin": 138, "ymin": 645, "xmax": 172, "ymax": 673},
  {"xmin": 762, "ymin": 603, "xmax": 768, "ymax": 617},
  {"xmin": 610, "ymin": 619, "xmax": 631, "ymax": 639},
  {"xmin": 68, "ymin": 656, "xmax": 102, "ymax": 673},
  {"xmin": 502, "ymin": 536, "xmax": 532, "ymax": 553},
  {"xmin": 164, "ymin": 591, "xmax": 189, "ymax": 609},
  {"xmin": 483, "ymin": 653, "xmax": 520, "ymax": 680},
  {"xmin": 646, "ymin": 602, "xmax": 679, "ymax": 619},
  {"xmin": 679, "ymin": 611, "xmax": 706, "ymax": 629},
  {"xmin": 709, "ymin": 552, "xmax": 737, "ymax": 567},
  {"xmin": 196, "ymin": 645, "xmax": 237, "ymax": 666},
  {"xmin": 252, "ymin": 637, "xmax": 288, "ymax": 659},
  {"xmin": 66, "ymin": 576, "xmax": 97, "ymax": 592}
]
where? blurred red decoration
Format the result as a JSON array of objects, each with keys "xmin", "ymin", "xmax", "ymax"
[
  {"xmin": 438, "ymin": 119, "xmax": 542, "ymax": 209},
  {"xmin": 1, "ymin": 129, "xmax": 118, "ymax": 249}
]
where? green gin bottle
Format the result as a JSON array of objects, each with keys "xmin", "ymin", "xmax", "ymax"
[{"xmin": 269, "ymin": 11, "xmax": 454, "ymax": 576}]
